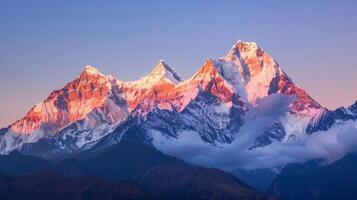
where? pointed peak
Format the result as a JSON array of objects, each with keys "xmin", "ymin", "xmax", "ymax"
[
  {"xmin": 196, "ymin": 59, "xmax": 216, "ymax": 71},
  {"xmin": 204, "ymin": 58, "xmax": 216, "ymax": 65},
  {"xmin": 131, "ymin": 60, "xmax": 182, "ymax": 88},
  {"xmin": 190, "ymin": 59, "xmax": 220, "ymax": 82},
  {"xmin": 226, "ymin": 40, "xmax": 264, "ymax": 59},
  {"xmin": 154, "ymin": 59, "xmax": 173, "ymax": 72},
  {"xmin": 148, "ymin": 59, "xmax": 182, "ymax": 83},
  {"xmin": 158, "ymin": 59, "xmax": 167, "ymax": 65},
  {"xmin": 81, "ymin": 65, "xmax": 104, "ymax": 76},
  {"xmin": 194, "ymin": 59, "xmax": 218, "ymax": 75}
]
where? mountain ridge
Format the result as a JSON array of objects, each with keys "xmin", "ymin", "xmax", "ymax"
[{"xmin": 0, "ymin": 40, "xmax": 341, "ymax": 162}]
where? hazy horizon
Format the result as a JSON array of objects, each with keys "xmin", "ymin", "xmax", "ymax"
[{"xmin": 1, "ymin": 0, "xmax": 356, "ymax": 127}]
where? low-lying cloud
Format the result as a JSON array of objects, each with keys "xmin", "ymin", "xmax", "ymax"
[{"xmin": 151, "ymin": 94, "xmax": 357, "ymax": 171}]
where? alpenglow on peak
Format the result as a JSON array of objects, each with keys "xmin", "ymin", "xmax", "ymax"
[
  {"xmin": 0, "ymin": 40, "xmax": 325, "ymax": 155},
  {"xmin": 82, "ymin": 65, "xmax": 104, "ymax": 76},
  {"xmin": 144, "ymin": 59, "xmax": 182, "ymax": 84}
]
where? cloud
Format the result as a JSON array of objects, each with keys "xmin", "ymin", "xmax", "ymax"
[
  {"xmin": 150, "ymin": 93, "xmax": 357, "ymax": 171},
  {"xmin": 246, "ymin": 120, "xmax": 357, "ymax": 169}
]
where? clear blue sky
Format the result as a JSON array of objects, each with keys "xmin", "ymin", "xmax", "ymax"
[{"xmin": 0, "ymin": 0, "xmax": 356, "ymax": 127}]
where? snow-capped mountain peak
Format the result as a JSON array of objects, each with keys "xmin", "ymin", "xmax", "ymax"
[
  {"xmin": 0, "ymin": 40, "xmax": 334, "ymax": 156},
  {"xmin": 226, "ymin": 40, "xmax": 263, "ymax": 60},
  {"xmin": 147, "ymin": 59, "xmax": 182, "ymax": 84},
  {"xmin": 7, "ymin": 65, "xmax": 126, "ymax": 135},
  {"xmin": 81, "ymin": 65, "xmax": 104, "ymax": 76},
  {"xmin": 126, "ymin": 60, "xmax": 182, "ymax": 90},
  {"xmin": 218, "ymin": 40, "xmax": 279, "ymax": 104},
  {"xmin": 219, "ymin": 40, "xmax": 320, "ymax": 113}
]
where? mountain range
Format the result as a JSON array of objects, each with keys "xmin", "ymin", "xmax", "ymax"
[
  {"xmin": 0, "ymin": 41, "xmax": 327, "ymax": 154},
  {"xmin": 0, "ymin": 40, "xmax": 356, "ymax": 199}
]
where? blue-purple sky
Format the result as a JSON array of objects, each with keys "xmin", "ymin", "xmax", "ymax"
[{"xmin": 0, "ymin": 0, "xmax": 356, "ymax": 127}]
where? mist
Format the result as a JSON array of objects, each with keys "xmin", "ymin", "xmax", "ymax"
[{"xmin": 150, "ymin": 94, "xmax": 357, "ymax": 171}]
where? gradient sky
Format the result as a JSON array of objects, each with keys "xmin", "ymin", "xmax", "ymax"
[{"xmin": 0, "ymin": 0, "xmax": 356, "ymax": 128}]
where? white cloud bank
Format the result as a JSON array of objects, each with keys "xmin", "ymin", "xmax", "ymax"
[{"xmin": 150, "ymin": 94, "xmax": 357, "ymax": 171}]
